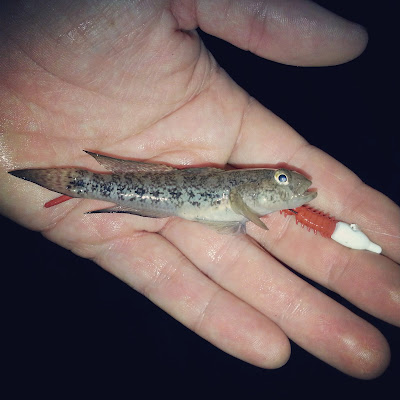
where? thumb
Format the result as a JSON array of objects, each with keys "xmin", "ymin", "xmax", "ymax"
[{"xmin": 173, "ymin": 0, "xmax": 368, "ymax": 66}]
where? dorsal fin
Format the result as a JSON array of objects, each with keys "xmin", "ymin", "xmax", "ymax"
[{"xmin": 84, "ymin": 151, "xmax": 176, "ymax": 173}]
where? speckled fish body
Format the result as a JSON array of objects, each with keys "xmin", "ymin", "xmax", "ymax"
[{"xmin": 9, "ymin": 152, "xmax": 317, "ymax": 233}]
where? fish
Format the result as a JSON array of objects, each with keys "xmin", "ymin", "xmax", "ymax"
[{"xmin": 8, "ymin": 151, "xmax": 317, "ymax": 234}]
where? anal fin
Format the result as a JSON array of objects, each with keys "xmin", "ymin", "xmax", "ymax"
[{"xmin": 86, "ymin": 204, "xmax": 173, "ymax": 218}]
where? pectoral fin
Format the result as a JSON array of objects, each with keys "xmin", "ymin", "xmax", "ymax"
[{"xmin": 229, "ymin": 188, "xmax": 268, "ymax": 230}]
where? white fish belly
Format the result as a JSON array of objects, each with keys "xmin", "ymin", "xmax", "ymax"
[{"xmin": 177, "ymin": 203, "xmax": 244, "ymax": 223}]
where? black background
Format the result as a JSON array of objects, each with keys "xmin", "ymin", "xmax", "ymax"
[{"xmin": 2, "ymin": 1, "xmax": 399, "ymax": 397}]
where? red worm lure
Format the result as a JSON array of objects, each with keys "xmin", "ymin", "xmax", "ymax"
[
  {"xmin": 280, "ymin": 205, "xmax": 382, "ymax": 253},
  {"xmin": 280, "ymin": 205, "xmax": 337, "ymax": 238}
]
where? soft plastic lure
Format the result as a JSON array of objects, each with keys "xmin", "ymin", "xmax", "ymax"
[
  {"xmin": 281, "ymin": 206, "xmax": 382, "ymax": 253},
  {"xmin": 281, "ymin": 206, "xmax": 337, "ymax": 237}
]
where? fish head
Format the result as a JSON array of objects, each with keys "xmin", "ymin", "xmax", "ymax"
[{"xmin": 253, "ymin": 168, "xmax": 317, "ymax": 213}]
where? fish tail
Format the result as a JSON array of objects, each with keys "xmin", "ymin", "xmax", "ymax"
[{"xmin": 8, "ymin": 168, "xmax": 88, "ymax": 198}]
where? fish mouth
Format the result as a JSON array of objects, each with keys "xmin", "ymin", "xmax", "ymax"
[
  {"xmin": 294, "ymin": 180, "xmax": 318, "ymax": 202},
  {"xmin": 284, "ymin": 187, "xmax": 317, "ymax": 211},
  {"xmin": 297, "ymin": 189, "xmax": 318, "ymax": 202}
]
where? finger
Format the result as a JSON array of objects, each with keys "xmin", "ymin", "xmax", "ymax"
[
  {"xmin": 173, "ymin": 0, "xmax": 368, "ymax": 66},
  {"xmin": 43, "ymin": 213, "xmax": 290, "ymax": 369},
  {"xmin": 161, "ymin": 220, "xmax": 390, "ymax": 379}
]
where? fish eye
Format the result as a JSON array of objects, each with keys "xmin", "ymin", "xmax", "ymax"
[
  {"xmin": 278, "ymin": 174, "xmax": 287, "ymax": 183},
  {"xmin": 275, "ymin": 170, "xmax": 289, "ymax": 185}
]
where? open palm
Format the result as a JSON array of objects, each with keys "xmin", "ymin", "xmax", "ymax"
[{"xmin": 1, "ymin": 0, "xmax": 399, "ymax": 379}]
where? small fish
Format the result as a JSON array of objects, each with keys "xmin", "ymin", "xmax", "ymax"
[{"xmin": 9, "ymin": 151, "xmax": 317, "ymax": 234}]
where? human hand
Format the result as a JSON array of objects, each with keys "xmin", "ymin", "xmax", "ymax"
[{"xmin": 1, "ymin": 0, "xmax": 399, "ymax": 379}]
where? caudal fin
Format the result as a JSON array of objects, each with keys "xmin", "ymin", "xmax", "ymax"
[{"xmin": 8, "ymin": 168, "xmax": 81, "ymax": 197}]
